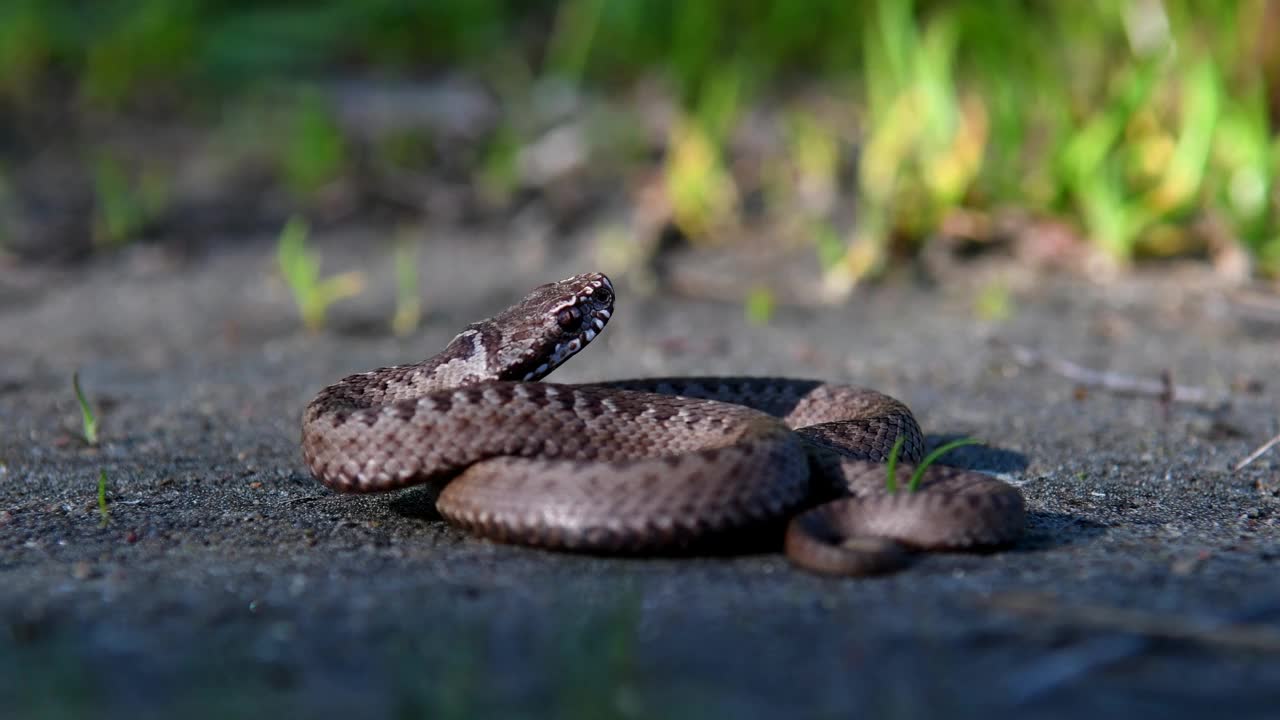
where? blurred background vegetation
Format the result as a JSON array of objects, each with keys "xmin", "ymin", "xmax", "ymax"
[{"xmin": 2, "ymin": 0, "xmax": 1279, "ymax": 291}]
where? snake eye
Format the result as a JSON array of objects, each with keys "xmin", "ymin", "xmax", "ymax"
[
  {"xmin": 556, "ymin": 306, "xmax": 582, "ymax": 329},
  {"xmin": 592, "ymin": 286, "xmax": 613, "ymax": 305}
]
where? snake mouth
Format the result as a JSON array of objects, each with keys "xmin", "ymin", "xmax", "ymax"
[
  {"xmin": 519, "ymin": 329, "xmax": 597, "ymax": 381},
  {"xmin": 588, "ymin": 307, "xmax": 611, "ymax": 338}
]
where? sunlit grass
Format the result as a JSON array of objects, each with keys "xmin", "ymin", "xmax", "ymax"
[
  {"xmin": 2, "ymin": 1, "xmax": 1278, "ymax": 277},
  {"xmin": 663, "ymin": 115, "xmax": 738, "ymax": 243}
]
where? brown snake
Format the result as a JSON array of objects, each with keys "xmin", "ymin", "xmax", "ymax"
[{"xmin": 301, "ymin": 273, "xmax": 1025, "ymax": 575}]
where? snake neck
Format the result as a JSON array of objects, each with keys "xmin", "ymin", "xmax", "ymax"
[{"xmin": 305, "ymin": 319, "xmax": 560, "ymax": 418}]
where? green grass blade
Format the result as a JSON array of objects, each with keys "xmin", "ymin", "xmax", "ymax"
[
  {"xmin": 908, "ymin": 437, "xmax": 982, "ymax": 493},
  {"xmin": 885, "ymin": 435, "xmax": 905, "ymax": 493},
  {"xmin": 97, "ymin": 469, "xmax": 110, "ymax": 527},
  {"xmin": 546, "ymin": 0, "xmax": 605, "ymax": 83},
  {"xmin": 276, "ymin": 215, "xmax": 313, "ymax": 306},
  {"xmin": 392, "ymin": 235, "xmax": 422, "ymax": 337},
  {"xmin": 72, "ymin": 371, "xmax": 98, "ymax": 446},
  {"xmin": 744, "ymin": 287, "xmax": 775, "ymax": 325}
]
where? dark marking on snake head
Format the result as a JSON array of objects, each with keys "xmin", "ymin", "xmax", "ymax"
[{"xmin": 477, "ymin": 322, "xmax": 503, "ymax": 352}]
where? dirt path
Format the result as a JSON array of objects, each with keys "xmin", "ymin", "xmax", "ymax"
[{"xmin": 2, "ymin": 233, "xmax": 1278, "ymax": 719}]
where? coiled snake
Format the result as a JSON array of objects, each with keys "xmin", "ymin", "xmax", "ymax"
[{"xmin": 301, "ymin": 273, "xmax": 1025, "ymax": 575}]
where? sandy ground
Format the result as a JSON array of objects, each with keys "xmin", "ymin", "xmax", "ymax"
[{"xmin": 1, "ymin": 230, "xmax": 1278, "ymax": 719}]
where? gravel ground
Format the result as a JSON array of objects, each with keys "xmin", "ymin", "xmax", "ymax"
[{"xmin": 1, "ymin": 231, "xmax": 1278, "ymax": 719}]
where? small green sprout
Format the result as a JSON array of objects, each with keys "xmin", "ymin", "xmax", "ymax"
[
  {"xmin": 97, "ymin": 469, "xmax": 110, "ymax": 527},
  {"xmin": 975, "ymin": 282, "xmax": 1013, "ymax": 322},
  {"xmin": 276, "ymin": 216, "xmax": 365, "ymax": 333},
  {"xmin": 812, "ymin": 222, "xmax": 846, "ymax": 271},
  {"xmin": 72, "ymin": 371, "xmax": 98, "ymax": 446},
  {"xmin": 391, "ymin": 235, "xmax": 422, "ymax": 337},
  {"xmin": 476, "ymin": 124, "xmax": 520, "ymax": 206},
  {"xmin": 744, "ymin": 287, "xmax": 775, "ymax": 325},
  {"xmin": 91, "ymin": 154, "xmax": 169, "ymax": 248},
  {"xmin": 886, "ymin": 436, "xmax": 983, "ymax": 493},
  {"xmin": 885, "ymin": 436, "xmax": 906, "ymax": 493}
]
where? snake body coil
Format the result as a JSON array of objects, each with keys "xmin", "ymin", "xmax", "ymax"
[{"xmin": 301, "ymin": 273, "xmax": 1025, "ymax": 575}]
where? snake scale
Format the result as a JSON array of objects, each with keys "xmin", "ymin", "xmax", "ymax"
[{"xmin": 301, "ymin": 272, "xmax": 1025, "ymax": 575}]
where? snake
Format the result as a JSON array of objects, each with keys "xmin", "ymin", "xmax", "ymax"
[{"xmin": 301, "ymin": 272, "xmax": 1025, "ymax": 575}]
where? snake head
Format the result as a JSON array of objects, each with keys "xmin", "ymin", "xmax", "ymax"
[{"xmin": 492, "ymin": 272, "xmax": 614, "ymax": 382}]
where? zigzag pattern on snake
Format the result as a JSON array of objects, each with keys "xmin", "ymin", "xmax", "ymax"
[{"xmin": 301, "ymin": 272, "xmax": 1025, "ymax": 575}]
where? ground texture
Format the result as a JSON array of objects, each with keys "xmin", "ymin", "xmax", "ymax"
[{"xmin": 2, "ymin": 233, "xmax": 1278, "ymax": 719}]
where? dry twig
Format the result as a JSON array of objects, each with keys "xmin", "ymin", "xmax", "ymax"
[
  {"xmin": 1233, "ymin": 430, "xmax": 1280, "ymax": 472},
  {"xmin": 992, "ymin": 339, "xmax": 1226, "ymax": 408}
]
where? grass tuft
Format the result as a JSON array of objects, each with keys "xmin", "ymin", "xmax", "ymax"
[{"xmin": 886, "ymin": 435, "xmax": 982, "ymax": 493}]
